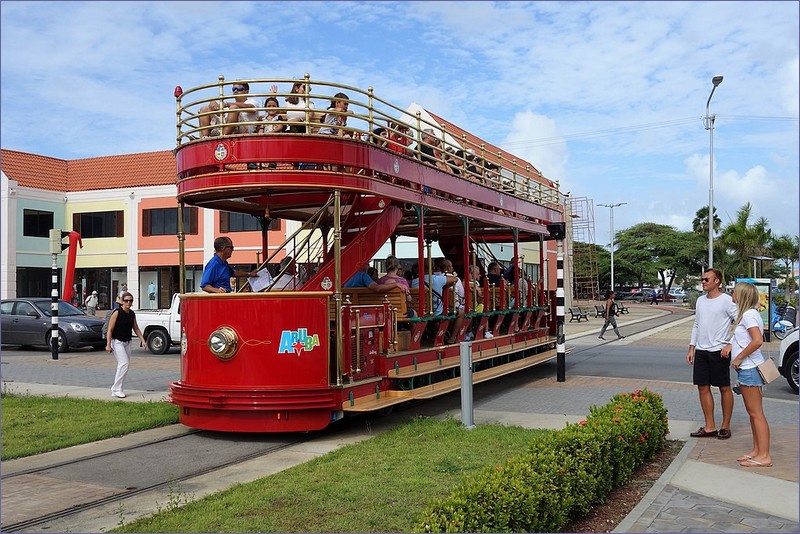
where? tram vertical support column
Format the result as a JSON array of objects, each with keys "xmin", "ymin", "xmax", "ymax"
[
  {"xmin": 459, "ymin": 341, "xmax": 475, "ymax": 429},
  {"xmin": 333, "ymin": 190, "xmax": 343, "ymax": 386},
  {"xmin": 177, "ymin": 202, "xmax": 185, "ymax": 295},
  {"xmin": 50, "ymin": 251, "xmax": 60, "ymax": 360}
]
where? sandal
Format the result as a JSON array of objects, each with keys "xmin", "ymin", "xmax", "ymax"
[{"xmin": 739, "ymin": 458, "xmax": 773, "ymax": 468}]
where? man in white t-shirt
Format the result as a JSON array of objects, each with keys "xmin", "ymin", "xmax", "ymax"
[
  {"xmin": 687, "ymin": 268, "xmax": 738, "ymax": 440},
  {"xmin": 223, "ymin": 82, "xmax": 261, "ymax": 135}
]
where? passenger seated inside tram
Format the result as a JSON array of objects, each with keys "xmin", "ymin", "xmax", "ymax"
[
  {"xmin": 272, "ymin": 256, "xmax": 304, "ymax": 290},
  {"xmin": 441, "ymin": 259, "xmax": 466, "ymax": 344},
  {"xmin": 487, "ymin": 261, "xmax": 504, "ymax": 287},
  {"xmin": 318, "ymin": 93, "xmax": 351, "ymax": 137},
  {"xmin": 377, "ymin": 256, "xmax": 415, "ymax": 316},
  {"xmin": 467, "ymin": 264, "xmax": 484, "ymax": 313},
  {"xmin": 198, "ymin": 100, "xmax": 222, "ymax": 138},
  {"xmin": 410, "ymin": 259, "xmax": 459, "ymax": 316},
  {"xmin": 344, "ymin": 262, "xmax": 406, "ymax": 294},
  {"xmin": 222, "ymin": 82, "xmax": 261, "ymax": 135},
  {"xmin": 367, "ymin": 267, "xmax": 379, "ymax": 282}
]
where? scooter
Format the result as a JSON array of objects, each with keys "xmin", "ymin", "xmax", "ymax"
[{"xmin": 772, "ymin": 305, "xmax": 796, "ymax": 340}]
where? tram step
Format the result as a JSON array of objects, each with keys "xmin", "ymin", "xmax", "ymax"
[
  {"xmin": 389, "ymin": 336, "xmax": 556, "ymax": 378},
  {"xmin": 342, "ymin": 346, "xmax": 571, "ymax": 413}
]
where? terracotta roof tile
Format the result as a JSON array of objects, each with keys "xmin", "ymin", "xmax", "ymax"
[{"xmin": 1, "ymin": 149, "xmax": 176, "ymax": 192}]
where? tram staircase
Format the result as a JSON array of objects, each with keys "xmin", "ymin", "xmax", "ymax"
[{"xmin": 304, "ymin": 195, "xmax": 402, "ymax": 290}]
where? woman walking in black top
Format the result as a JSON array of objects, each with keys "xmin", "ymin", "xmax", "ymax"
[
  {"xmin": 105, "ymin": 292, "xmax": 146, "ymax": 398},
  {"xmin": 599, "ymin": 290, "xmax": 625, "ymax": 340}
]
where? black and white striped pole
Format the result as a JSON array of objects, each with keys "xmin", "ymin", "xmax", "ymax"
[
  {"xmin": 556, "ymin": 240, "xmax": 565, "ymax": 382},
  {"xmin": 547, "ymin": 222, "xmax": 566, "ymax": 382},
  {"xmin": 49, "ymin": 229, "xmax": 68, "ymax": 360}
]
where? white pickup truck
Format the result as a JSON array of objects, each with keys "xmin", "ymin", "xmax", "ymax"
[{"xmin": 136, "ymin": 293, "xmax": 181, "ymax": 354}]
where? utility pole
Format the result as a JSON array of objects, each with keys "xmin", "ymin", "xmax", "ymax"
[{"xmin": 597, "ymin": 203, "xmax": 627, "ymax": 292}]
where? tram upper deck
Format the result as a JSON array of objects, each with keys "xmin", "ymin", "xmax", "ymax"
[{"xmin": 174, "ymin": 75, "xmax": 565, "ymax": 241}]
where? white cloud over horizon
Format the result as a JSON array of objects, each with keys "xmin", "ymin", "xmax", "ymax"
[{"xmin": 1, "ymin": 0, "xmax": 797, "ymax": 238}]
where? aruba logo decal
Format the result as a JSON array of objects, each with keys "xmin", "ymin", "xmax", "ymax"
[{"xmin": 278, "ymin": 328, "xmax": 320, "ymax": 356}]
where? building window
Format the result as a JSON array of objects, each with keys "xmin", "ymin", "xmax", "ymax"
[
  {"xmin": 142, "ymin": 207, "xmax": 198, "ymax": 236},
  {"xmin": 220, "ymin": 212, "xmax": 279, "ymax": 233},
  {"xmin": 23, "ymin": 209, "xmax": 54, "ymax": 237},
  {"xmin": 73, "ymin": 211, "xmax": 124, "ymax": 238}
]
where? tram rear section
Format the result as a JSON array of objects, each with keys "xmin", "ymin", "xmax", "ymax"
[{"xmin": 169, "ymin": 77, "xmax": 567, "ymax": 432}]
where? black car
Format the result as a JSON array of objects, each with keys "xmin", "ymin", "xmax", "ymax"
[{"xmin": 1, "ymin": 298, "xmax": 105, "ymax": 352}]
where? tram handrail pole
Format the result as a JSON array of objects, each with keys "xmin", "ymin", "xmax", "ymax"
[
  {"xmin": 334, "ymin": 190, "xmax": 343, "ymax": 386},
  {"xmin": 460, "ymin": 341, "xmax": 475, "ymax": 429}
]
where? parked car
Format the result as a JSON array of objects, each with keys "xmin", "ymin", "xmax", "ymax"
[
  {"xmin": 777, "ymin": 327, "xmax": 799, "ymax": 393},
  {"xmin": 1, "ymin": 298, "xmax": 105, "ymax": 352},
  {"xmin": 135, "ymin": 293, "xmax": 181, "ymax": 354}
]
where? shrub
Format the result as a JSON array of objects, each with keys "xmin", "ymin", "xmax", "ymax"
[{"xmin": 416, "ymin": 389, "xmax": 669, "ymax": 532}]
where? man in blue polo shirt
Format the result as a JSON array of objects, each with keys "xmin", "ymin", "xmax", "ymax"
[{"xmin": 201, "ymin": 237, "xmax": 256, "ymax": 293}]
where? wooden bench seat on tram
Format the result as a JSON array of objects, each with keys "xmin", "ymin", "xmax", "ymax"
[{"xmin": 329, "ymin": 287, "xmax": 408, "ymax": 319}]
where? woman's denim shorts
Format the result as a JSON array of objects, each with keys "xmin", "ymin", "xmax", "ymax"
[{"xmin": 737, "ymin": 367, "xmax": 765, "ymax": 387}]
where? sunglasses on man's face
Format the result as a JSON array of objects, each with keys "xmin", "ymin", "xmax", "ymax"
[
  {"xmin": 123, "ymin": 299, "xmax": 134, "ymax": 303},
  {"xmin": 232, "ymin": 86, "xmax": 246, "ymax": 92}
]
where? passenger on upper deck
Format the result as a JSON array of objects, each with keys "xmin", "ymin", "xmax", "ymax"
[
  {"xmin": 284, "ymin": 81, "xmax": 316, "ymax": 134},
  {"xmin": 258, "ymin": 96, "xmax": 286, "ymax": 133},
  {"xmin": 200, "ymin": 237, "xmax": 257, "ymax": 294},
  {"xmin": 273, "ymin": 256, "xmax": 304, "ymax": 290},
  {"xmin": 318, "ymin": 93, "xmax": 351, "ymax": 137},
  {"xmin": 372, "ymin": 127, "xmax": 390, "ymax": 149},
  {"xmin": 418, "ymin": 129, "xmax": 449, "ymax": 172},
  {"xmin": 198, "ymin": 100, "xmax": 222, "ymax": 138},
  {"xmin": 222, "ymin": 82, "xmax": 261, "ymax": 135},
  {"xmin": 386, "ymin": 122, "xmax": 412, "ymax": 155}
]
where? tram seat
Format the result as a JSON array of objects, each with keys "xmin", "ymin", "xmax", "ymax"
[{"xmin": 329, "ymin": 288, "xmax": 409, "ymax": 321}]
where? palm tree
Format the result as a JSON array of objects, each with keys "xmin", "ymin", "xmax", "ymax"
[
  {"xmin": 720, "ymin": 203, "xmax": 773, "ymax": 278},
  {"xmin": 770, "ymin": 234, "xmax": 800, "ymax": 291},
  {"xmin": 692, "ymin": 205, "xmax": 721, "ymax": 236}
]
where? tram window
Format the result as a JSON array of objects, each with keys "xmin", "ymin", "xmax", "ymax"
[{"xmin": 143, "ymin": 207, "xmax": 198, "ymax": 236}]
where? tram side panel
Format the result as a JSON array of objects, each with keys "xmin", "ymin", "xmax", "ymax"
[{"xmin": 170, "ymin": 294, "xmax": 338, "ymax": 432}]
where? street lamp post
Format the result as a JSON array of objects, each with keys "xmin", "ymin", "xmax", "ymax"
[
  {"xmin": 598, "ymin": 202, "xmax": 627, "ymax": 292},
  {"xmin": 705, "ymin": 75, "xmax": 723, "ymax": 268}
]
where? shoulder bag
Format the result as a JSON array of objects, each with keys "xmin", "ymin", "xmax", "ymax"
[{"xmin": 756, "ymin": 357, "xmax": 781, "ymax": 384}]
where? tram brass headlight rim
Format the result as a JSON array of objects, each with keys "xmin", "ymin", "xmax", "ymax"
[{"xmin": 208, "ymin": 326, "xmax": 239, "ymax": 360}]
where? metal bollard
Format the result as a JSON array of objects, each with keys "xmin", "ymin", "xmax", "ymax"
[{"xmin": 459, "ymin": 341, "xmax": 475, "ymax": 429}]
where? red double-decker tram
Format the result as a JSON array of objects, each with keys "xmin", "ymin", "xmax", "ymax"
[{"xmin": 170, "ymin": 76, "xmax": 567, "ymax": 432}]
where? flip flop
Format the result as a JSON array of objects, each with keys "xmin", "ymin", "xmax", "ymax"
[
  {"xmin": 739, "ymin": 458, "xmax": 773, "ymax": 468},
  {"xmin": 736, "ymin": 455, "xmax": 753, "ymax": 462}
]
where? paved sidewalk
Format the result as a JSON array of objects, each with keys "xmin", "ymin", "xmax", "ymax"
[{"xmin": 2, "ymin": 303, "xmax": 797, "ymax": 533}]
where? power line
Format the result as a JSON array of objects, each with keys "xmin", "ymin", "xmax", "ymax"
[{"xmin": 717, "ymin": 114, "xmax": 799, "ymax": 122}]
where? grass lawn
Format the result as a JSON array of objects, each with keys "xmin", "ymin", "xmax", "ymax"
[
  {"xmin": 1, "ymin": 392, "xmax": 179, "ymax": 460},
  {"xmin": 117, "ymin": 417, "xmax": 549, "ymax": 532}
]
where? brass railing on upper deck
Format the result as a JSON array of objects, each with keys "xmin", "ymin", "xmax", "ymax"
[{"xmin": 174, "ymin": 75, "xmax": 561, "ymax": 209}]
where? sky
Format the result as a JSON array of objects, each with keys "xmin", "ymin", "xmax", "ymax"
[{"xmin": 1, "ymin": 0, "xmax": 798, "ymax": 244}]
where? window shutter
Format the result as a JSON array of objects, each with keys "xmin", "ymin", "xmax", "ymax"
[
  {"xmin": 189, "ymin": 207, "xmax": 198, "ymax": 235},
  {"xmin": 142, "ymin": 209, "xmax": 151, "ymax": 237},
  {"xmin": 219, "ymin": 211, "xmax": 229, "ymax": 233},
  {"xmin": 115, "ymin": 210, "xmax": 124, "ymax": 237}
]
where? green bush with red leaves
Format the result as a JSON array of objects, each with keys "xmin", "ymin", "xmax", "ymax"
[{"xmin": 416, "ymin": 389, "xmax": 669, "ymax": 533}]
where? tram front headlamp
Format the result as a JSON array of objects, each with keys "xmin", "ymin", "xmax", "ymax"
[{"xmin": 208, "ymin": 326, "xmax": 239, "ymax": 360}]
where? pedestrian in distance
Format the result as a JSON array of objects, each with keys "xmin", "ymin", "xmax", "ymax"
[
  {"xmin": 724, "ymin": 281, "xmax": 772, "ymax": 468},
  {"xmin": 84, "ymin": 290, "xmax": 98, "ymax": 316},
  {"xmin": 687, "ymin": 268, "xmax": 738, "ymax": 440},
  {"xmin": 106, "ymin": 292, "xmax": 146, "ymax": 399},
  {"xmin": 598, "ymin": 290, "xmax": 625, "ymax": 340}
]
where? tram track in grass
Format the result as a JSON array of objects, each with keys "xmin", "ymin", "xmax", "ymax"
[{"xmin": 1, "ymin": 429, "xmax": 315, "ymax": 532}]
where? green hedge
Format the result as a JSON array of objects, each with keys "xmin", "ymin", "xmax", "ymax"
[{"xmin": 415, "ymin": 389, "xmax": 669, "ymax": 533}]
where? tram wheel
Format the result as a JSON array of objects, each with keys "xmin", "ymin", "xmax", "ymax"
[{"xmin": 378, "ymin": 406, "xmax": 394, "ymax": 417}]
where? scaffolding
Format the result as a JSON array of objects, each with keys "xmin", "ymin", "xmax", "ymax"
[{"xmin": 567, "ymin": 196, "xmax": 600, "ymax": 306}]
